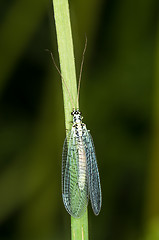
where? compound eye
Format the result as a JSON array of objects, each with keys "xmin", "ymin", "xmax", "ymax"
[
  {"xmin": 79, "ymin": 111, "xmax": 82, "ymax": 115},
  {"xmin": 71, "ymin": 111, "xmax": 74, "ymax": 115}
]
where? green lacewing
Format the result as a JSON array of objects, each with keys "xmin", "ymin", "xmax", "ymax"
[
  {"xmin": 62, "ymin": 108, "xmax": 102, "ymax": 218},
  {"xmin": 48, "ymin": 39, "xmax": 102, "ymax": 218}
]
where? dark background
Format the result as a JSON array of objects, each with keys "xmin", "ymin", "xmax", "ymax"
[{"xmin": 0, "ymin": 0, "xmax": 159, "ymax": 239}]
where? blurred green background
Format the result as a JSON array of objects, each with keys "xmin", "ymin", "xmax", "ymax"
[{"xmin": 0, "ymin": 0, "xmax": 159, "ymax": 239}]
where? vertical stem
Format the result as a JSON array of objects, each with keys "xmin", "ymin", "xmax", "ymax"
[
  {"xmin": 52, "ymin": 0, "xmax": 77, "ymax": 130},
  {"xmin": 52, "ymin": 0, "xmax": 89, "ymax": 239},
  {"xmin": 71, "ymin": 210, "xmax": 88, "ymax": 240}
]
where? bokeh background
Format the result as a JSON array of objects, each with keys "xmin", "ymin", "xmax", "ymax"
[{"xmin": 0, "ymin": 0, "xmax": 159, "ymax": 239}]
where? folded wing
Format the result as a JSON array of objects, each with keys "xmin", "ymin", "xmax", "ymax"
[{"xmin": 84, "ymin": 130, "xmax": 102, "ymax": 215}]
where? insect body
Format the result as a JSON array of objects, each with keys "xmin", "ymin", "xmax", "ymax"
[{"xmin": 62, "ymin": 109, "xmax": 102, "ymax": 218}]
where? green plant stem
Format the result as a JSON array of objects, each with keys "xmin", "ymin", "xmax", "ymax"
[
  {"xmin": 52, "ymin": 0, "xmax": 77, "ymax": 130},
  {"xmin": 52, "ymin": 0, "xmax": 89, "ymax": 239},
  {"xmin": 71, "ymin": 209, "xmax": 88, "ymax": 240}
]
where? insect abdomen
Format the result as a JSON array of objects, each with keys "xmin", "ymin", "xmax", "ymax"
[{"xmin": 77, "ymin": 139, "xmax": 87, "ymax": 190}]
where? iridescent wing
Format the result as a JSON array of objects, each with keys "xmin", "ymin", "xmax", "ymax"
[
  {"xmin": 83, "ymin": 128, "xmax": 102, "ymax": 215},
  {"xmin": 62, "ymin": 129, "xmax": 89, "ymax": 218}
]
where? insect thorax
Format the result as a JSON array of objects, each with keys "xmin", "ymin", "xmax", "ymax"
[
  {"xmin": 71, "ymin": 109, "xmax": 82, "ymax": 124},
  {"xmin": 72, "ymin": 110, "xmax": 84, "ymax": 138}
]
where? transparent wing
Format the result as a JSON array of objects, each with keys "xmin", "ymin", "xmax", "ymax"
[
  {"xmin": 62, "ymin": 129, "xmax": 89, "ymax": 218},
  {"xmin": 83, "ymin": 129, "xmax": 102, "ymax": 215}
]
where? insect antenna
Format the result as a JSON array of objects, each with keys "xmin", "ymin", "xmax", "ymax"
[
  {"xmin": 77, "ymin": 36, "xmax": 87, "ymax": 109},
  {"xmin": 45, "ymin": 49, "xmax": 75, "ymax": 109}
]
